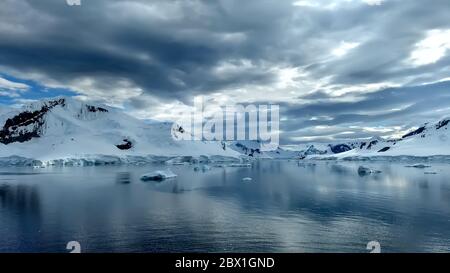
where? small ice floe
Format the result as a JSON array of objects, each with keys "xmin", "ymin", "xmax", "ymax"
[
  {"xmin": 140, "ymin": 169, "xmax": 177, "ymax": 181},
  {"xmin": 229, "ymin": 163, "xmax": 252, "ymax": 168},
  {"xmin": 202, "ymin": 165, "xmax": 211, "ymax": 171},
  {"xmin": 405, "ymin": 164, "xmax": 431, "ymax": 169},
  {"xmin": 193, "ymin": 165, "xmax": 212, "ymax": 172},
  {"xmin": 242, "ymin": 177, "xmax": 253, "ymax": 182},
  {"xmin": 171, "ymin": 162, "xmax": 187, "ymax": 166},
  {"xmin": 358, "ymin": 166, "xmax": 382, "ymax": 176}
]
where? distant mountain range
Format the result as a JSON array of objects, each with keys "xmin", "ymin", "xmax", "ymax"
[
  {"xmin": 320, "ymin": 118, "xmax": 450, "ymax": 159},
  {"xmin": 1, "ymin": 97, "xmax": 449, "ymax": 166},
  {"xmin": 228, "ymin": 118, "xmax": 450, "ymax": 160}
]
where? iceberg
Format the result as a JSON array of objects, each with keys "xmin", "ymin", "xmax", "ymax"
[
  {"xmin": 140, "ymin": 169, "xmax": 178, "ymax": 181},
  {"xmin": 193, "ymin": 165, "xmax": 212, "ymax": 172},
  {"xmin": 229, "ymin": 163, "xmax": 252, "ymax": 168},
  {"xmin": 358, "ymin": 166, "xmax": 382, "ymax": 176},
  {"xmin": 405, "ymin": 164, "xmax": 431, "ymax": 169}
]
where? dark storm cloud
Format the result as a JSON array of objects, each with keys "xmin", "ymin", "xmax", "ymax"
[
  {"xmin": 0, "ymin": 0, "xmax": 293, "ymax": 100},
  {"xmin": 280, "ymin": 81, "xmax": 450, "ymax": 142},
  {"xmin": 1, "ymin": 0, "xmax": 446, "ymax": 97},
  {"xmin": 289, "ymin": 81, "xmax": 450, "ymax": 118},
  {"xmin": 0, "ymin": 0, "xmax": 450, "ymax": 143},
  {"xmin": 300, "ymin": 0, "xmax": 450, "ymax": 85}
]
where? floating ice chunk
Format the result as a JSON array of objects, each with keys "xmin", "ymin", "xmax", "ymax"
[
  {"xmin": 405, "ymin": 164, "xmax": 431, "ymax": 169},
  {"xmin": 140, "ymin": 169, "xmax": 177, "ymax": 181},
  {"xmin": 358, "ymin": 166, "xmax": 382, "ymax": 176},
  {"xmin": 242, "ymin": 177, "xmax": 253, "ymax": 182},
  {"xmin": 229, "ymin": 163, "xmax": 252, "ymax": 168},
  {"xmin": 171, "ymin": 162, "xmax": 187, "ymax": 166},
  {"xmin": 193, "ymin": 165, "xmax": 212, "ymax": 172}
]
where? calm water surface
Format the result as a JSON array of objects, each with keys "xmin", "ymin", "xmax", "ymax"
[{"xmin": 1, "ymin": 160, "xmax": 450, "ymax": 253}]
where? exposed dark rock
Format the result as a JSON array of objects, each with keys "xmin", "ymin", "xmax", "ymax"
[
  {"xmin": 0, "ymin": 99, "xmax": 65, "ymax": 145},
  {"xmin": 436, "ymin": 119, "xmax": 449, "ymax": 130},
  {"xmin": 367, "ymin": 140, "xmax": 378, "ymax": 149},
  {"xmin": 405, "ymin": 164, "xmax": 431, "ymax": 169},
  {"xmin": 329, "ymin": 144, "xmax": 352, "ymax": 153},
  {"xmin": 86, "ymin": 105, "xmax": 108, "ymax": 113},
  {"xmin": 116, "ymin": 139, "xmax": 133, "ymax": 150},
  {"xmin": 176, "ymin": 126, "xmax": 185, "ymax": 133},
  {"xmin": 221, "ymin": 141, "xmax": 226, "ymax": 150},
  {"xmin": 248, "ymin": 148, "xmax": 261, "ymax": 157},
  {"xmin": 402, "ymin": 126, "xmax": 426, "ymax": 138},
  {"xmin": 378, "ymin": 147, "xmax": 390, "ymax": 152},
  {"xmin": 303, "ymin": 145, "xmax": 327, "ymax": 156},
  {"xmin": 234, "ymin": 142, "xmax": 262, "ymax": 157}
]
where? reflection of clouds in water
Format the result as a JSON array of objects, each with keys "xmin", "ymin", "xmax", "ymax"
[
  {"xmin": 2, "ymin": 161, "xmax": 450, "ymax": 252},
  {"xmin": 439, "ymin": 184, "xmax": 450, "ymax": 203},
  {"xmin": 329, "ymin": 164, "xmax": 351, "ymax": 175},
  {"xmin": 417, "ymin": 180, "xmax": 429, "ymax": 190}
]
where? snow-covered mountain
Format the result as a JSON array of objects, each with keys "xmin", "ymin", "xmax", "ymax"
[
  {"xmin": 311, "ymin": 118, "xmax": 450, "ymax": 159},
  {"xmin": 262, "ymin": 141, "xmax": 363, "ymax": 159},
  {"xmin": 229, "ymin": 139, "xmax": 369, "ymax": 159},
  {"xmin": 228, "ymin": 140, "xmax": 304, "ymax": 159},
  {"xmin": 0, "ymin": 97, "xmax": 241, "ymax": 166},
  {"xmin": 1, "ymin": 97, "xmax": 449, "ymax": 166}
]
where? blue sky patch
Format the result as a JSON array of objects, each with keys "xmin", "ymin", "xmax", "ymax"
[{"xmin": 0, "ymin": 73, "xmax": 77, "ymax": 106}]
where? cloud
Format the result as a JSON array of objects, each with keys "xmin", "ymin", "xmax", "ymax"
[
  {"xmin": 280, "ymin": 80, "xmax": 450, "ymax": 143},
  {"xmin": 331, "ymin": 41, "xmax": 361, "ymax": 57},
  {"xmin": 408, "ymin": 29, "xmax": 450, "ymax": 66},
  {"xmin": 0, "ymin": 76, "xmax": 29, "ymax": 97},
  {"xmin": 0, "ymin": 0, "xmax": 449, "ymax": 144}
]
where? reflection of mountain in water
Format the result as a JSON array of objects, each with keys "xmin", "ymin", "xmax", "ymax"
[{"xmin": 0, "ymin": 183, "xmax": 41, "ymax": 216}]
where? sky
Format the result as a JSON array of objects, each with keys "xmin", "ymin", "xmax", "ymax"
[{"xmin": 0, "ymin": 0, "xmax": 450, "ymax": 144}]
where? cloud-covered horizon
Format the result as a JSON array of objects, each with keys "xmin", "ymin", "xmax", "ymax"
[{"xmin": 1, "ymin": 0, "xmax": 450, "ymax": 144}]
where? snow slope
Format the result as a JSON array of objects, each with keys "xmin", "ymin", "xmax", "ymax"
[
  {"xmin": 228, "ymin": 140, "xmax": 304, "ymax": 159},
  {"xmin": 228, "ymin": 140, "xmax": 362, "ymax": 159},
  {"xmin": 311, "ymin": 118, "xmax": 450, "ymax": 159},
  {"xmin": 2, "ymin": 97, "xmax": 449, "ymax": 165},
  {"xmin": 0, "ymin": 97, "xmax": 240, "ymax": 165}
]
